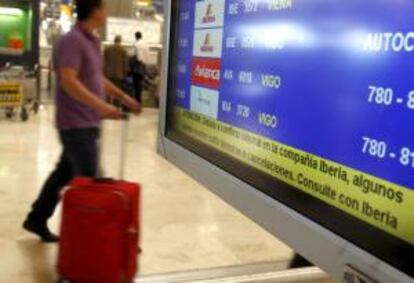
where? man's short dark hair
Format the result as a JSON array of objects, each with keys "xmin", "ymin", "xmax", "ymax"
[
  {"xmin": 135, "ymin": 31, "xmax": 142, "ymax": 41},
  {"xmin": 76, "ymin": 0, "xmax": 103, "ymax": 21},
  {"xmin": 114, "ymin": 35, "xmax": 122, "ymax": 44}
]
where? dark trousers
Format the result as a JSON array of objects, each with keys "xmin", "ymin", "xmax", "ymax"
[
  {"xmin": 132, "ymin": 74, "xmax": 143, "ymax": 103},
  {"xmin": 110, "ymin": 77, "xmax": 123, "ymax": 89},
  {"xmin": 28, "ymin": 128, "xmax": 100, "ymax": 224},
  {"xmin": 107, "ymin": 77, "xmax": 123, "ymax": 107}
]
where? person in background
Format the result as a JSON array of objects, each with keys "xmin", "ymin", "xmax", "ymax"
[
  {"xmin": 134, "ymin": 31, "xmax": 144, "ymax": 63},
  {"xmin": 22, "ymin": 0, "xmax": 141, "ymax": 242},
  {"xmin": 131, "ymin": 31, "xmax": 146, "ymax": 103},
  {"xmin": 104, "ymin": 35, "xmax": 128, "ymax": 105}
]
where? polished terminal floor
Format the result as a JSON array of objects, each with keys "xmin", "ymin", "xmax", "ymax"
[{"xmin": 0, "ymin": 107, "xmax": 334, "ymax": 283}]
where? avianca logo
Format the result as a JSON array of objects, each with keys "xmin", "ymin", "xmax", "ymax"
[
  {"xmin": 202, "ymin": 4, "xmax": 216, "ymax": 24},
  {"xmin": 192, "ymin": 58, "xmax": 221, "ymax": 88},
  {"xmin": 201, "ymin": 33, "xmax": 214, "ymax": 52},
  {"xmin": 194, "ymin": 65, "xmax": 220, "ymax": 80}
]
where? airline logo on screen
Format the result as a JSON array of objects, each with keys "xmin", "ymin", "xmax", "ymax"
[
  {"xmin": 203, "ymin": 5, "xmax": 216, "ymax": 24},
  {"xmin": 195, "ymin": 0, "xmax": 225, "ymax": 29},
  {"xmin": 190, "ymin": 85, "xmax": 219, "ymax": 119},
  {"xmin": 201, "ymin": 33, "xmax": 214, "ymax": 52},
  {"xmin": 193, "ymin": 29, "xmax": 224, "ymax": 58},
  {"xmin": 192, "ymin": 58, "xmax": 221, "ymax": 88}
]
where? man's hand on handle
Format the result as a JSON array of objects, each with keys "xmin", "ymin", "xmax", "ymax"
[
  {"xmin": 98, "ymin": 96, "xmax": 141, "ymax": 120},
  {"xmin": 99, "ymin": 103, "xmax": 123, "ymax": 120},
  {"xmin": 121, "ymin": 94, "xmax": 142, "ymax": 114},
  {"xmin": 104, "ymin": 78, "xmax": 142, "ymax": 115}
]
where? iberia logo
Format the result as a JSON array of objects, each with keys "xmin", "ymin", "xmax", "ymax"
[
  {"xmin": 200, "ymin": 33, "xmax": 214, "ymax": 53},
  {"xmin": 192, "ymin": 58, "xmax": 221, "ymax": 88},
  {"xmin": 202, "ymin": 4, "xmax": 216, "ymax": 24}
]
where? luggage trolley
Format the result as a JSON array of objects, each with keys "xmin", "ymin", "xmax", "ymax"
[{"xmin": 0, "ymin": 64, "xmax": 39, "ymax": 121}]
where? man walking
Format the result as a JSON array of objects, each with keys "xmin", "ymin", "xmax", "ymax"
[
  {"xmin": 131, "ymin": 31, "xmax": 146, "ymax": 103},
  {"xmin": 23, "ymin": 0, "xmax": 141, "ymax": 242},
  {"xmin": 104, "ymin": 35, "xmax": 129, "ymax": 104}
]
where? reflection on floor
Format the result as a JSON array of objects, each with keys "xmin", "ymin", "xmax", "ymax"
[{"xmin": 0, "ymin": 107, "xmax": 294, "ymax": 283}]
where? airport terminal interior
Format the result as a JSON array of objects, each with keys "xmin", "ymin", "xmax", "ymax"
[
  {"xmin": 1, "ymin": 107, "xmax": 325, "ymax": 282},
  {"xmin": 0, "ymin": 0, "xmax": 413, "ymax": 283}
]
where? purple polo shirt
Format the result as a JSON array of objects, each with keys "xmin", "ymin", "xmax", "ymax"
[{"xmin": 54, "ymin": 23, "xmax": 105, "ymax": 130}]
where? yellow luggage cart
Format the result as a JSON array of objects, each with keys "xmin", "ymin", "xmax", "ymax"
[
  {"xmin": 0, "ymin": 66, "xmax": 39, "ymax": 122},
  {"xmin": 0, "ymin": 82, "xmax": 29, "ymax": 121}
]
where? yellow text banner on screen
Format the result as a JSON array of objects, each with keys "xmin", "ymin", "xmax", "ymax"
[{"xmin": 174, "ymin": 107, "xmax": 414, "ymax": 245}]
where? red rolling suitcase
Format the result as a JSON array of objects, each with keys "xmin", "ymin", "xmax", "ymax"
[{"xmin": 58, "ymin": 118, "xmax": 141, "ymax": 283}]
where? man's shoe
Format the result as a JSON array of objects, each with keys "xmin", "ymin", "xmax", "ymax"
[{"xmin": 23, "ymin": 220, "xmax": 59, "ymax": 243}]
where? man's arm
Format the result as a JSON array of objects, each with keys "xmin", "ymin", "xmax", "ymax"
[
  {"xmin": 60, "ymin": 68, "xmax": 121, "ymax": 119},
  {"xmin": 104, "ymin": 78, "xmax": 142, "ymax": 114},
  {"xmin": 104, "ymin": 78, "xmax": 124, "ymax": 99}
]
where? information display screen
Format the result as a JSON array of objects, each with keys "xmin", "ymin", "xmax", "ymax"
[{"xmin": 166, "ymin": 0, "xmax": 414, "ymax": 276}]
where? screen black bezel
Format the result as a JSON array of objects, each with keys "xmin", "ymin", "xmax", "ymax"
[{"xmin": 164, "ymin": 0, "xmax": 414, "ymax": 278}]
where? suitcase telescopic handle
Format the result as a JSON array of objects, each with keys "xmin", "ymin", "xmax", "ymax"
[
  {"xmin": 118, "ymin": 112, "xmax": 129, "ymax": 180},
  {"xmin": 99, "ymin": 112, "xmax": 130, "ymax": 180}
]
